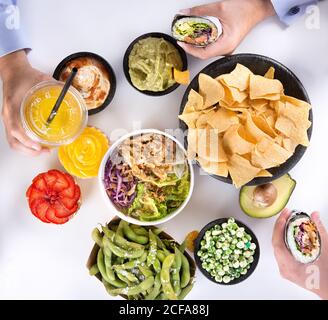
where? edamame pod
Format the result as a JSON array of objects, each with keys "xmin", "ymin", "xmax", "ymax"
[
  {"xmin": 138, "ymin": 264, "xmax": 153, "ymax": 278},
  {"xmin": 101, "ymin": 226, "xmax": 115, "ymax": 240},
  {"xmin": 123, "ymin": 222, "xmax": 149, "ymax": 245},
  {"xmin": 103, "ymin": 237, "xmax": 145, "ymax": 259},
  {"xmin": 147, "ymin": 230, "xmax": 157, "ymax": 267},
  {"xmin": 102, "ymin": 279, "xmax": 118, "ymax": 297},
  {"xmin": 110, "ymin": 276, "xmax": 155, "ymax": 296},
  {"xmin": 145, "ymin": 273, "xmax": 161, "ymax": 300},
  {"xmin": 116, "ymin": 272, "xmax": 132, "ymax": 286},
  {"xmin": 179, "ymin": 250, "xmax": 190, "ymax": 288},
  {"xmin": 113, "ymin": 251, "xmax": 147, "ymax": 270},
  {"xmin": 160, "ymin": 254, "xmax": 178, "ymax": 300},
  {"xmin": 172, "ymin": 247, "xmax": 182, "ymax": 295},
  {"xmin": 115, "ymin": 269, "xmax": 139, "ymax": 283},
  {"xmin": 152, "ymin": 258, "xmax": 161, "ymax": 274},
  {"xmin": 103, "ymin": 246, "xmax": 115, "ymax": 281},
  {"xmin": 131, "ymin": 225, "xmax": 149, "ymax": 237},
  {"xmin": 178, "ymin": 283, "xmax": 194, "ymax": 300},
  {"xmin": 92, "ymin": 228, "xmax": 103, "ymax": 248},
  {"xmin": 97, "ymin": 248, "xmax": 110, "ymax": 282},
  {"xmin": 89, "ymin": 264, "xmax": 99, "ymax": 276},
  {"xmin": 116, "ymin": 220, "xmax": 125, "ymax": 237},
  {"xmin": 155, "ymin": 235, "xmax": 171, "ymax": 256},
  {"xmin": 156, "ymin": 250, "xmax": 167, "ymax": 263},
  {"xmin": 155, "ymin": 292, "xmax": 167, "ymax": 300}
]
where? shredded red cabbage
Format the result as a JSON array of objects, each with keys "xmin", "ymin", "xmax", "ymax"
[{"xmin": 104, "ymin": 159, "xmax": 137, "ymax": 208}]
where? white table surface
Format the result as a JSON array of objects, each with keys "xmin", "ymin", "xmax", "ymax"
[{"xmin": 0, "ymin": 0, "xmax": 328, "ymax": 300}]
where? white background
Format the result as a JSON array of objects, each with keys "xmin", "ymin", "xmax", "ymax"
[{"xmin": 0, "ymin": 0, "xmax": 328, "ymax": 300}]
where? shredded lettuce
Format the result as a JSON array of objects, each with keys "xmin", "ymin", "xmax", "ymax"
[{"xmin": 127, "ymin": 172, "xmax": 190, "ymax": 221}]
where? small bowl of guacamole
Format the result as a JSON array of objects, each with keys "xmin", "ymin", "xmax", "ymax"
[{"xmin": 123, "ymin": 32, "xmax": 188, "ymax": 96}]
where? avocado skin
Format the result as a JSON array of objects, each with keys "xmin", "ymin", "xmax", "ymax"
[{"xmin": 239, "ymin": 174, "xmax": 296, "ymax": 219}]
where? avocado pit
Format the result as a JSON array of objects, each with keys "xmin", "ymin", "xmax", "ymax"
[{"xmin": 252, "ymin": 183, "xmax": 277, "ymax": 208}]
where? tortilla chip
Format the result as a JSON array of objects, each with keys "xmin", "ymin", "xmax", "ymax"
[
  {"xmin": 275, "ymin": 116, "xmax": 310, "ymax": 146},
  {"xmin": 217, "ymin": 63, "xmax": 253, "ymax": 91},
  {"xmin": 224, "ymin": 85, "xmax": 248, "ymax": 104},
  {"xmin": 256, "ymin": 169, "xmax": 273, "ymax": 177},
  {"xmin": 178, "ymin": 111, "xmax": 202, "ymax": 129},
  {"xmin": 281, "ymin": 95, "xmax": 311, "ymax": 110},
  {"xmin": 244, "ymin": 111, "xmax": 271, "ymax": 142},
  {"xmin": 282, "ymin": 138, "xmax": 297, "ymax": 153},
  {"xmin": 249, "ymin": 74, "xmax": 283, "ymax": 100},
  {"xmin": 251, "ymin": 99, "xmax": 268, "ymax": 113},
  {"xmin": 196, "ymin": 110, "xmax": 216, "ymax": 129},
  {"xmin": 223, "ymin": 124, "xmax": 254, "ymax": 155},
  {"xmin": 251, "ymin": 137, "xmax": 292, "ymax": 169},
  {"xmin": 199, "ymin": 73, "xmax": 225, "ymax": 107},
  {"xmin": 197, "ymin": 127, "xmax": 228, "ymax": 162},
  {"xmin": 264, "ymin": 67, "xmax": 275, "ymax": 79},
  {"xmin": 252, "ymin": 114, "xmax": 277, "ymax": 138},
  {"xmin": 207, "ymin": 107, "xmax": 239, "ymax": 133},
  {"xmin": 173, "ymin": 68, "xmax": 190, "ymax": 85},
  {"xmin": 185, "ymin": 89, "xmax": 204, "ymax": 111},
  {"xmin": 228, "ymin": 154, "xmax": 261, "ymax": 188},
  {"xmin": 198, "ymin": 157, "xmax": 229, "ymax": 177}
]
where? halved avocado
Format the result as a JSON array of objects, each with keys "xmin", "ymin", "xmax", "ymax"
[{"xmin": 239, "ymin": 174, "xmax": 296, "ymax": 218}]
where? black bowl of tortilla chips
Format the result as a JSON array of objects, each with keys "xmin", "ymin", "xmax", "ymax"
[{"xmin": 179, "ymin": 53, "xmax": 313, "ymax": 187}]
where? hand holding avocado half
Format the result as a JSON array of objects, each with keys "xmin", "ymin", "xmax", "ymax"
[
  {"xmin": 178, "ymin": 0, "xmax": 276, "ymax": 59},
  {"xmin": 272, "ymin": 209, "xmax": 328, "ymax": 300}
]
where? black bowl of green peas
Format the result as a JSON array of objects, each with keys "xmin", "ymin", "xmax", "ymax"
[{"xmin": 194, "ymin": 218, "xmax": 260, "ymax": 285}]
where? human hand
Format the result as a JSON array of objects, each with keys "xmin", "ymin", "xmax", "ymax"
[
  {"xmin": 0, "ymin": 50, "xmax": 51, "ymax": 155},
  {"xmin": 272, "ymin": 208, "xmax": 328, "ymax": 300},
  {"xmin": 178, "ymin": 0, "xmax": 276, "ymax": 59}
]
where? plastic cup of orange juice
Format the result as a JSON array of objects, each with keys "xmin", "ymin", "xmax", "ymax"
[{"xmin": 21, "ymin": 80, "xmax": 88, "ymax": 147}]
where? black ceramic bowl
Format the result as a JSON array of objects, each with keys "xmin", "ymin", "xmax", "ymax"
[
  {"xmin": 179, "ymin": 53, "xmax": 313, "ymax": 186},
  {"xmin": 123, "ymin": 32, "xmax": 188, "ymax": 96},
  {"xmin": 53, "ymin": 52, "xmax": 116, "ymax": 115},
  {"xmin": 194, "ymin": 218, "xmax": 260, "ymax": 285}
]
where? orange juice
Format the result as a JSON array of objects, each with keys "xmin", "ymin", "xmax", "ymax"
[{"xmin": 21, "ymin": 81, "xmax": 87, "ymax": 147}]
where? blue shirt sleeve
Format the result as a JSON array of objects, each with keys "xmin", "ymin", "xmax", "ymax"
[
  {"xmin": 0, "ymin": 0, "xmax": 30, "ymax": 57},
  {"xmin": 271, "ymin": 0, "xmax": 318, "ymax": 25}
]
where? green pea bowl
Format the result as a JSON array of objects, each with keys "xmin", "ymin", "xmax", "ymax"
[{"xmin": 194, "ymin": 218, "xmax": 260, "ymax": 285}]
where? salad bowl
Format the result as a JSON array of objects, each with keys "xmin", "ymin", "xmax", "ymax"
[{"xmin": 98, "ymin": 129, "xmax": 194, "ymax": 226}]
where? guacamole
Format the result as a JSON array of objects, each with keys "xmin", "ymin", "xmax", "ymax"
[{"xmin": 128, "ymin": 37, "xmax": 183, "ymax": 92}]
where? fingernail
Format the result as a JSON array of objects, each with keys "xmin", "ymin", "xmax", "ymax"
[
  {"xmin": 179, "ymin": 8, "xmax": 190, "ymax": 15},
  {"xmin": 32, "ymin": 144, "xmax": 41, "ymax": 151}
]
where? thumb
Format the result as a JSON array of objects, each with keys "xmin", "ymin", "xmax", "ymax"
[{"xmin": 180, "ymin": 3, "xmax": 220, "ymax": 17}]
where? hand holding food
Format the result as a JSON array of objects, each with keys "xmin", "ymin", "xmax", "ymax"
[
  {"xmin": 0, "ymin": 50, "xmax": 51, "ymax": 155},
  {"xmin": 88, "ymin": 220, "xmax": 195, "ymax": 300},
  {"xmin": 178, "ymin": 0, "xmax": 275, "ymax": 59},
  {"xmin": 272, "ymin": 209, "xmax": 328, "ymax": 300}
]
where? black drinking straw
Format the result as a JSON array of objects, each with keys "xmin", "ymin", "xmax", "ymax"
[{"xmin": 46, "ymin": 67, "xmax": 78, "ymax": 125}]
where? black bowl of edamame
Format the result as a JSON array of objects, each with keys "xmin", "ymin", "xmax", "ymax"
[{"xmin": 194, "ymin": 217, "xmax": 260, "ymax": 285}]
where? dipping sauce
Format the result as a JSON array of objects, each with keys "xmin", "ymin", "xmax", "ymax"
[
  {"xmin": 128, "ymin": 37, "xmax": 183, "ymax": 92},
  {"xmin": 59, "ymin": 57, "xmax": 110, "ymax": 110},
  {"xmin": 21, "ymin": 81, "xmax": 87, "ymax": 146}
]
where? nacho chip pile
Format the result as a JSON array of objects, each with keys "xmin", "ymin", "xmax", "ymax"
[{"xmin": 179, "ymin": 63, "xmax": 311, "ymax": 188}]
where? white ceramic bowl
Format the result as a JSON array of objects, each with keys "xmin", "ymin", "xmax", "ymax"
[{"xmin": 98, "ymin": 129, "xmax": 194, "ymax": 226}]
